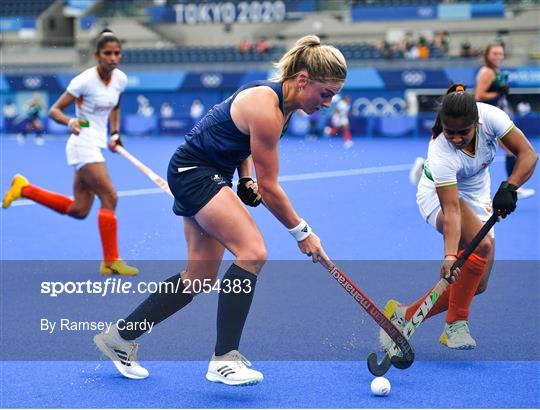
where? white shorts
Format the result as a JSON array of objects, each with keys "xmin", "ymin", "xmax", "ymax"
[
  {"xmin": 66, "ymin": 136, "xmax": 105, "ymax": 170},
  {"xmin": 331, "ymin": 115, "xmax": 349, "ymax": 128},
  {"xmin": 416, "ymin": 173, "xmax": 495, "ymax": 237}
]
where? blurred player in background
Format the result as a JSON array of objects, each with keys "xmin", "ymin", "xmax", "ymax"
[
  {"xmin": 16, "ymin": 92, "xmax": 46, "ymax": 146},
  {"xmin": 2, "ymin": 29, "xmax": 138, "ymax": 276},
  {"xmin": 383, "ymin": 84, "xmax": 537, "ymax": 350},
  {"xmin": 93, "ymin": 35, "xmax": 346, "ymax": 386},
  {"xmin": 324, "ymin": 94, "xmax": 353, "ymax": 148},
  {"xmin": 475, "ymin": 42, "xmax": 535, "ymax": 199}
]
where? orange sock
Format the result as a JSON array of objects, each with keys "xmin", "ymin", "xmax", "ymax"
[
  {"xmin": 98, "ymin": 209, "xmax": 119, "ymax": 264},
  {"xmin": 344, "ymin": 129, "xmax": 351, "ymax": 142},
  {"xmin": 405, "ymin": 287, "xmax": 449, "ymax": 321},
  {"xmin": 446, "ymin": 253, "xmax": 486, "ymax": 323},
  {"xmin": 21, "ymin": 185, "xmax": 73, "ymax": 214}
]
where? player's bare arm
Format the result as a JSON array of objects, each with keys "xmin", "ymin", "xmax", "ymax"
[
  {"xmin": 49, "ymin": 92, "xmax": 81, "ymax": 134},
  {"xmin": 475, "ymin": 67, "xmax": 498, "ymax": 102},
  {"xmin": 436, "ymin": 184, "xmax": 462, "ymax": 282},
  {"xmin": 499, "ymin": 127, "xmax": 538, "ymax": 187}
]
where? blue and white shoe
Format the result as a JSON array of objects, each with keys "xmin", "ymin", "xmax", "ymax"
[
  {"xmin": 94, "ymin": 325, "xmax": 149, "ymax": 379},
  {"xmin": 440, "ymin": 320, "xmax": 476, "ymax": 349},
  {"xmin": 206, "ymin": 350, "xmax": 263, "ymax": 386}
]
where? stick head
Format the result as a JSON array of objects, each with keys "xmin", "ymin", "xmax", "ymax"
[
  {"xmin": 367, "ymin": 353, "xmax": 391, "ymax": 376},
  {"xmin": 390, "ymin": 355, "xmax": 414, "ymax": 369}
]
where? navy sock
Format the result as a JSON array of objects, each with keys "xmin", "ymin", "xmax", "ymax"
[
  {"xmin": 505, "ymin": 155, "xmax": 516, "ymax": 176},
  {"xmin": 214, "ymin": 264, "xmax": 258, "ymax": 356},
  {"xmin": 118, "ymin": 272, "xmax": 193, "ymax": 340}
]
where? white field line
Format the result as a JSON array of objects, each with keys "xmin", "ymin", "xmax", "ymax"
[{"xmin": 10, "ymin": 158, "xmax": 504, "ymax": 207}]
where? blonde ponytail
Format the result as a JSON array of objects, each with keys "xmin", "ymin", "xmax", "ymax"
[{"xmin": 274, "ymin": 35, "xmax": 347, "ymax": 83}]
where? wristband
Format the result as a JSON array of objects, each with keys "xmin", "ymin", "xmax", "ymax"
[
  {"xmin": 288, "ymin": 219, "xmax": 312, "ymax": 242},
  {"xmin": 445, "ymin": 254, "xmax": 458, "ymax": 259},
  {"xmin": 68, "ymin": 118, "xmax": 77, "ymax": 128},
  {"xmin": 499, "ymin": 181, "xmax": 518, "ymax": 192},
  {"xmin": 238, "ymin": 176, "xmax": 254, "ymax": 185}
]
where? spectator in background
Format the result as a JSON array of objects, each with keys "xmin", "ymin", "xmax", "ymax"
[
  {"xmin": 517, "ymin": 101, "xmax": 531, "ymax": 117},
  {"xmin": 238, "ymin": 39, "xmax": 253, "ymax": 53},
  {"xmin": 255, "ymin": 37, "xmax": 271, "ymax": 54},
  {"xmin": 418, "ymin": 37, "xmax": 430, "ymax": 59},
  {"xmin": 379, "ymin": 40, "xmax": 393, "ymax": 60},
  {"xmin": 3, "ymin": 99, "xmax": 16, "ymax": 118},
  {"xmin": 160, "ymin": 101, "xmax": 174, "ymax": 119},
  {"xmin": 476, "ymin": 42, "xmax": 535, "ymax": 200},
  {"xmin": 406, "ymin": 42, "xmax": 419, "ymax": 60},
  {"xmin": 17, "ymin": 92, "xmax": 46, "ymax": 146},
  {"xmin": 434, "ymin": 31, "xmax": 449, "ymax": 57},
  {"xmin": 190, "ymin": 98, "xmax": 204, "ymax": 127},
  {"xmin": 137, "ymin": 95, "xmax": 154, "ymax": 118},
  {"xmin": 460, "ymin": 41, "xmax": 473, "ymax": 58}
]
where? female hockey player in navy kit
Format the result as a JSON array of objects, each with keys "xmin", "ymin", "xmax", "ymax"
[{"xmin": 94, "ymin": 35, "xmax": 347, "ymax": 386}]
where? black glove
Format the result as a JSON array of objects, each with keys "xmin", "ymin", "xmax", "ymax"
[
  {"xmin": 493, "ymin": 181, "xmax": 518, "ymax": 218},
  {"xmin": 108, "ymin": 131, "xmax": 123, "ymax": 152},
  {"xmin": 499, "ymin": 84, "xmax": 510, "ymax": 97},
  {"xmin": 237, "ymin": 177, "xmax": 261, "ymax": 207}
]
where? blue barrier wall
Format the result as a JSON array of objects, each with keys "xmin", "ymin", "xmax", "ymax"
[
  {"xmin": 6, "ymin": 67, "xmax": 538, "ymax": 93},
  {"xmin": 2, "ymin": 66, "xmax": 538, "ymax": 137},
  {"xmin": 351, "ymin": 1, "xmax": 504, "ymax": 21}
]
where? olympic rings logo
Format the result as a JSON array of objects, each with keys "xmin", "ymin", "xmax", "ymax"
[
  {"xmin": 401, "ymin": 71, "xmax": 426, "ymax": 86},
  {"xmin": 23, "ymin": 76, "xmax": 42, "ymax": 89},
  {"xmin": 418, "ymin": 7, "xmax": 434, "ymax": 17},
  {"xmin": 352, "ymin": 97, "xmax": 406, "ymax": 116},
  {"xmin": 200, "ymin": 73, "xmax": 223, "ymax": 88}
]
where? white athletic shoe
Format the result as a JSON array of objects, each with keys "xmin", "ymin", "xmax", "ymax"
[
  {"xmin": 93, "ymin": 325, "xmax": 149, "ymax": 379},
  {"xmin": 439, "ymin": 320, "xmax": 476, "ymax": 350},
  {"xmin": 517, "ymin": 187, "xmax": 535, "ymax": 200},
  {"xmin": 344, "ymin": 140, "xmax": 354, "ymax": 149},
  {"xmin": 206, "ymin": 350, "xmax": 263, "ymax": 386},
  {"xmin": 409, "ymin": 157, "xmax": 425, "ymax": 186},
  {"xmin": 379, "ymin": 299, "xmax": 407, "ymax": 353}
]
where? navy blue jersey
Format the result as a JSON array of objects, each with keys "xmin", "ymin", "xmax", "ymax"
[
  {"xmin": 26, "ymin": 102, "xmax": 42, "ymax": 119},
  {"xmin": 484, "ymin": 70, "xmax": 509, "ymax": 107},
  {"xmin": 172, "ymin": 80, "xmax": 288, "ymax": 180}
]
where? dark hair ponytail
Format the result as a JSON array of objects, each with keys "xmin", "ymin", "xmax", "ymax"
[
  {"xmin": 431, "ymin": 83, "xmax": 478, "ymax": 138},
  {"xmin": 96, "ymin": 29, "xmax": 120, "ymax": 52}
]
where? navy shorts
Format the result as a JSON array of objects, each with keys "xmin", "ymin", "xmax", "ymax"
[{"xmin": 167, "ymin": 154, "xmax": 232, "ymax": 217}]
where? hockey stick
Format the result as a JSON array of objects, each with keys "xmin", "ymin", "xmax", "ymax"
[
  {"xmin": 367, "ymin": 213, "xmax": 498, "ymax": 376},
  {"xmin": 115, "ymin": 145, "xmax": 173, "ymax": 197},
  {"xmin": 259, "ymin": 198, "xmax": 415, "ymax": 364},
  {"xmin": 317, "ymin": 258, "xmax": 415, "ymax": 364}
]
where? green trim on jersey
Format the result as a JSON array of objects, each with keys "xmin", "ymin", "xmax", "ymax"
[
  {"xmin": 498, "ymin": 123, "xmax": 515, "ymax": 140},
  {"xmin": 435, "ymin": 181, "xmax": 458, "ymax": 188},
  {"xmin": 424, "ymin": 161, "xmax": 457, "ymax": 188},
  {"xmin": 423, "ymin": 163, "xmax": 434, "ymax": 181}
]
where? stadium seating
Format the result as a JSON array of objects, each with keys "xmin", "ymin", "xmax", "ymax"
[
  {"xmin": 351, "ymin": 0, "xmax": 496, "ymax": 5},
  {"xmin": 1, "ymin": 0, "xmax": 54, "ymax": 16},
  {"xmin": 121, "ymin": 46, "xmax": 286, "ymax": 65},
  {"xmin": 119, "ymin": 42, "xmax": 455, "ymax": 65},
  {"xmin": 97, "ymin": 0, "xmax": 154, "ymax": 17}
]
